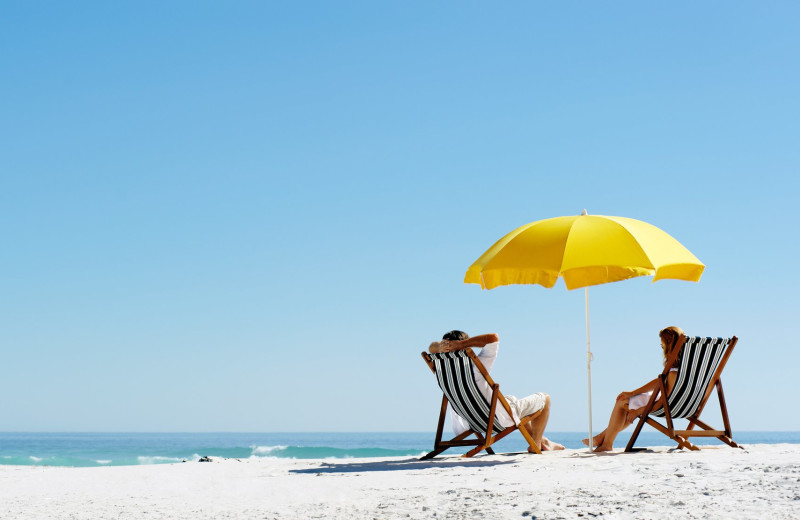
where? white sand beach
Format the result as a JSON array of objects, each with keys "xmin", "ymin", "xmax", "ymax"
[{"xmin": 1, "ymin": 444, "xmax": 798, "ymax": 519}]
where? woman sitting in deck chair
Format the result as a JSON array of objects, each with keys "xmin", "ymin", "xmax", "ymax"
[{"xmin": 583, "ymin": 326, "xmax": 684, "ymax": 452}]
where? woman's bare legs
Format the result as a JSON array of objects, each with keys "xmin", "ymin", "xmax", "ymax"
[
  {"xmin": 591, "ymin": 399, "xmax": 632, "ymax": 452},
  {"xmin": 584, "ymin": 401, "xmax": 649, "ymax": 452},
  {"xmin": 582, "ymin": 431, "xmax": 607, "ymax": 448}
]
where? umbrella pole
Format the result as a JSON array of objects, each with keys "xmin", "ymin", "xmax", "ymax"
[{"xmin": 585, "ymin": 287, "xmax": 593, "ymax": 452}]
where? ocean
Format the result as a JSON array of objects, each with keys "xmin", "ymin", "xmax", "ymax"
[{"xmin": 1, "ymin": 431, "xmax": 798, "ymax": 468}]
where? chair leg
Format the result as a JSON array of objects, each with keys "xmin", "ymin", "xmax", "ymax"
[
  {"xmin": 686, "ymin": 417, "xmax": 741, "ymax": 449},
  {"xmin": 517, "ymin": 415, "xmax": 541, "ymax": 454},
  {"xmin": 420, "ymin": 447, "xmax": 446, "ymax": 460},
  {"xmin": 626, "ymin": 416, "xmax": 698, "ymax": 452},
  {"xmin": 714, "ymin": 435, "xmax": 740, "ymax": 449},
  {"xmin": 648, "ymin": 419, "xmax": 698, "ymax": 450},
  {"xmin": 625, "ymin": 414, "xmax": 649, "ymax": 452},
  {"xmin": 715, "ymin": 382, "xmax": 742, "ymax": 448},
  {"xmin": 433, "ymin": 395, "xmax": 448, "ymax": 445},
  {"xmin": 625, "ymin": 383, "xmax": 665, "ymax": 452},
  {"xmin": 421, "ymin": 396, "xmax": 473, "ymax": 460},
  {"xmin": 464, "ymin": 444, "xmax": 488, "ymax": 458},
  {"xmin": 420, "ymin": 430, "xmax": 474, "ymax": 460},
  {"xmin": 462, "ymin": 385, "xmax": 504, "ymax": 458}
]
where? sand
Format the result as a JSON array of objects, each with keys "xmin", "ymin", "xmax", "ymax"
[{"xmin": 1, "ymin": 444, "xmax": 798, "ymax": 519}]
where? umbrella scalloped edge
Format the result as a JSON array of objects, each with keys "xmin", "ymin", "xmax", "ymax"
[{"xmin": 464, "ymin": 268, "xmax": 560, "ymax": 290}]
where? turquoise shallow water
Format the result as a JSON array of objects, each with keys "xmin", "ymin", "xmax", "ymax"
[{"xmin": 1, "ymin": 431, "xmax": 797, "ymax": 467}]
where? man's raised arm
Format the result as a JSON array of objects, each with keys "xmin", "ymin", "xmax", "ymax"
[{"xmin": 429, "ymin": 333, "xmax": 499, "ymax": 353}]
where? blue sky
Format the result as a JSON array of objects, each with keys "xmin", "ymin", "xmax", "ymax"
[{"xmin": 1, "ymin": 2, "xmax": 798, "ymax": 433}]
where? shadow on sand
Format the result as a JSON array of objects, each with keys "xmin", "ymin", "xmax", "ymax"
[
  {"xmin": 566, "ymin": 448, "xmax": 659, "ymax": 458},
  {"xmin": 289, "ymin": 453, "xmax": 525, "ymax": 474}
]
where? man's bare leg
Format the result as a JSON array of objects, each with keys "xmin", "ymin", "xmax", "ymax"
[
  {"xmin": 540, "ymin": 437, "xmax": 565, "ymax": 451},
  {"xmin": 522, "ymin": 395, "xmax": 564, "ymax": 452}
]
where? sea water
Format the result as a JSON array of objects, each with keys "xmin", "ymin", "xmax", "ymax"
[{"xmin": 1, "ymin": 431, "xmax": 798, "ymax": 467}]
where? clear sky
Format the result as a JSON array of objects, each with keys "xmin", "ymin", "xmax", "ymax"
[{"xmin": 2, "ymin": 2, "xmax": 798, "ymax": 433}]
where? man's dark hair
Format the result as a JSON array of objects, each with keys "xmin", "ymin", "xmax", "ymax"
[{"xmin": 442, "ymin": 330, "xmax": 468, "ymax": 341}]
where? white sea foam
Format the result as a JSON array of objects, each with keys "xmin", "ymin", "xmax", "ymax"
[
  {"xmin": 137, "ymin": 456, "xmax": 184, "ymax": 465},
  {"xmin": 96, "ymin": 460, "xmax": 112, "ymax": 465},
  {"xmin": 251, "ymin": 445, "xmax": 287, "ymax": 456},
  {"xmin": 29, "ymin": 456, "xmax": 43, "ymax": 463}
]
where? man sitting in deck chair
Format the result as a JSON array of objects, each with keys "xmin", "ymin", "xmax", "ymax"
[{"xmin": 429, "ymin": 331, "xmax": 564, "ymax": 452}]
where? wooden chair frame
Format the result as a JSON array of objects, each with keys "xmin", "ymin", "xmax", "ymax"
[
  {"xmin": 420, "ymin": 349, "xmax": 542, "ymax": 459},
  {"xmin": 625, "ymin": 334, "xmax": 740, "ymax": 452}
]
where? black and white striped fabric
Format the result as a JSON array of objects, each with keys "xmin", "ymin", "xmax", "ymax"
[
  {"xmin": 428, "ymin": 350, "xmax": 505, "ymax": 435},
  {"xmin": 651, "ymin": 336, "xmax": 730, "ymax": 419}
]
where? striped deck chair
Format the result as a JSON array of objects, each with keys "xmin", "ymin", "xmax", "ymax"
[
  {"xmin": 420, "ymin": 349, "xmax": 542, "ymax": 459},
  {"xmin": 625, "ymin": 334, "xmax": 740, "ymax": 452}
]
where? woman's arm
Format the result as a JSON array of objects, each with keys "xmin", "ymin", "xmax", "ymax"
[
  {"xmin": 629, "ymin": 378, "xmax": 659, "ymax": 395},
  {"xmin": 615, "ymin": 377, "xmax": 660, "ymax": 403},
  {"xmin": 622, "ymin": 374, "xmax": 678, "ymax": 422},
  {"xmin": 665, "ymin": 371, "xmax": 678, "ymax": 396},
  {"xmin": 629, "ymin": 372, "xmax": 678, "ymax": 397}
]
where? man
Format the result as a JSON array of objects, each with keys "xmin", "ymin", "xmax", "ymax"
[{"xmin": 429, "ymin": 330, "xmax": 564, "ymax": 452}]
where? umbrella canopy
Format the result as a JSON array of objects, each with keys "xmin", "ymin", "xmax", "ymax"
[
  {"xmin": 465, "ymin": 213, "xmax": 704, "ymax": 290},
  {"xmin": 464, "ymin": 212, "xmax": 704, "ymax": 451}
]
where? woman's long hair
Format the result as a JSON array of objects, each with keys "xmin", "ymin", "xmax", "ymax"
[{"xmin": 660, "ymin": 326, "xmax": 685, "ymax": 367}]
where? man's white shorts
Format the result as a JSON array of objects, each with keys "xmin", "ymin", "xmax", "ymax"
[{"xmin": 506, "ymin": 392, "xmax": 547, "ymax": 419}]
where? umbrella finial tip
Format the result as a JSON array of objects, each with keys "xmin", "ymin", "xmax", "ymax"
[{"xmin": 581, "ymin": 209, "xmax": 588, "ymax": 216}]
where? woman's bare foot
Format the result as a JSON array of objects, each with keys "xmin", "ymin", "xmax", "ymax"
[
  {"xmin": 540, "ymin": 437, "xmax": 565, "ymax": 451},
  {"xmin": 593, "ymin": 444, "xmax": 613, "ymax": 453},
  {"xmin": 582, "ymin": 433, "xmax": 604, "ymax": 447}
]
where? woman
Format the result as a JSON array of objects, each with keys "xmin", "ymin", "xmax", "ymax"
[{"xmin": 583, "ymin": 326, "xmax": 685, "ymax": 452}]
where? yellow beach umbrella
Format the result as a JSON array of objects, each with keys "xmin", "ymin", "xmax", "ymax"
[{"xmin": 464, "ymin": 211, "xmax": 704, "ymax": 450}]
